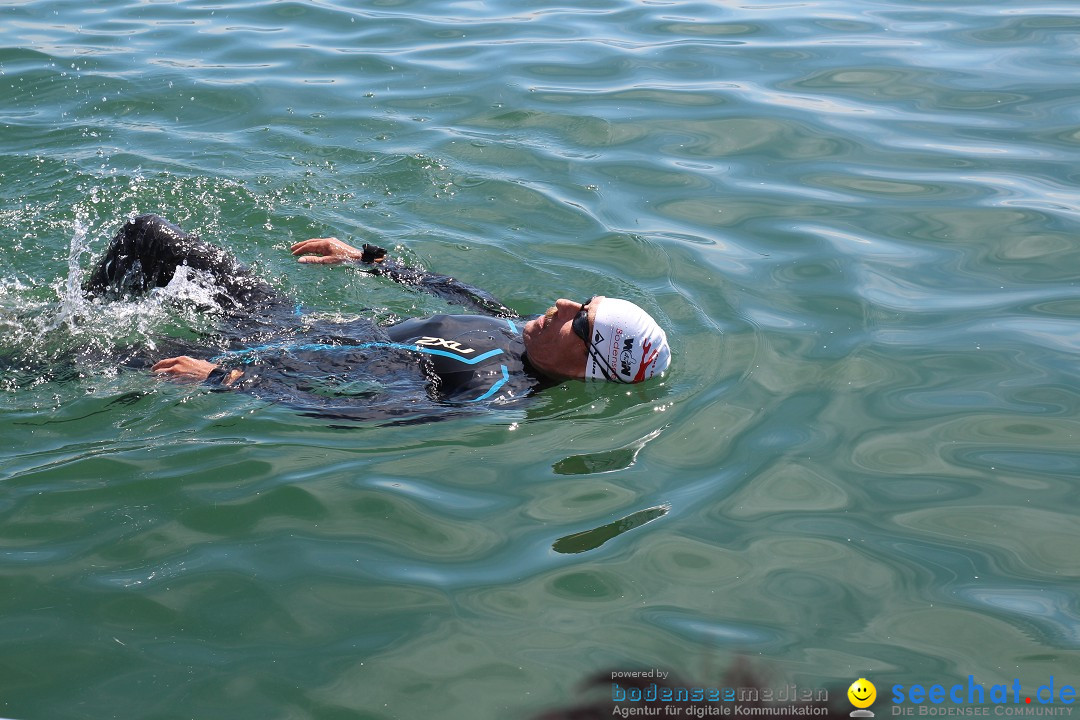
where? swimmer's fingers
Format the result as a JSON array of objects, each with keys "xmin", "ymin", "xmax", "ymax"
[
  {"xmin": 291, "ymin": 237, "xmax": 363, "ymax": 264},
  {"xmin": 152, "ymin": 356, "xmax": 217, "ymax": 381},
  {"xmin": 150, "ymin": 357, "xmax": 180, "ymax": 373}
]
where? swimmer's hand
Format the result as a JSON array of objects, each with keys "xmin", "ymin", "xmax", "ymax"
[
  {"xmin": 152, "ymin": 356, "xmax": 243, "ymax": 385},
  {"xmin": 291, "ymin": 238, "xmax": 388, "ymax": 265},
  {"xmin": 153, "ymin": 356, "xmax": 217, "ymax": 381}
]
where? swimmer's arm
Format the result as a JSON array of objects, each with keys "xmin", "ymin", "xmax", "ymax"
[
  {"xmin": 290, "ymin": 237, "xmax": 519, "ymax": 318},
  {"xmin": 152, "ymin": 356, "xmax": 243, "ymax": 386},
  {"xmin": 290, "ymin": 237, "xmax": 372, "ymax": 264}
]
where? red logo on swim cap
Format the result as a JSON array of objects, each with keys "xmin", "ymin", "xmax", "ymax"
[{"xmin": 634, "ymin": 338, "xmax": 659, "ymax": 382}]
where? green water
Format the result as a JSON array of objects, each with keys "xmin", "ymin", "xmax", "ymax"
[{"xmin": 2, "ymin": 1, "xmax": 1079, "ymax": 718}]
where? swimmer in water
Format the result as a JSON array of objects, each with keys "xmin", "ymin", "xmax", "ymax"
[{"xmin": 85, "ymin": 214, "xmax": 671, "ymax": 421}]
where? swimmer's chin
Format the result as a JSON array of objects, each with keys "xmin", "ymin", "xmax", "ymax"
[{"xmin": 522, "ymin": 316, "xmax": 541, "ymax": 343}]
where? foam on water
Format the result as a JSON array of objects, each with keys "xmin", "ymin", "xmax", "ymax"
[{"xmin": 48, "ymin": 210, "xmax": 90, "ymax": 334}]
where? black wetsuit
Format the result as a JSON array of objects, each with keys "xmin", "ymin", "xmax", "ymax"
[{"xmin": 86, "ymin": 215, "xmax": 549, "ymax": 422}]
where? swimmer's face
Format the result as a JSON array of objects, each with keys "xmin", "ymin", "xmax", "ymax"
[
  {"xmin": 522, "ymin": 296, "xmax": 604, "ymax": 380},
  {"xmin": 848, "ymin": 679, "xmax": 876, "ymax": 709}
]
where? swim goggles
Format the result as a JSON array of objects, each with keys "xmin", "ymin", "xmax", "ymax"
[{"xmin": 572, "ymin": 297, "xmax": 627, "ymax": 383}]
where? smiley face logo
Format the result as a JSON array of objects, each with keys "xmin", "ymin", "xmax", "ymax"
[{"xmin": 848, "ymin": 678, "xmax": 877, "ymax": 709}]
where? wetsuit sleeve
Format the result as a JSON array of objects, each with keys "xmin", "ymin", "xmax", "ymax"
[
  {"xmin": 353, "ymin": 244, "xmax": 519, "ymax": 319},
  {"xmin": 86, "ymin": 214, "xmax": 284, "ymax": 313},
  {"xmin": 205, "ymin": 366, "xmax": 230, "ymax": 385},
  {"xmin": 204, "ymin": 364, "xmax": 245, "ymax": 388}
]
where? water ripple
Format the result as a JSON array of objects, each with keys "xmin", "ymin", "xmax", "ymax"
[{"xmin": 4, "ymin": 0, "xmax": 1080, "ymax": 717}]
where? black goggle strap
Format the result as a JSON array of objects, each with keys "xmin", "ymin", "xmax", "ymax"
[
  {"xmin": 578, "ymin": 297, "xmax": 630, "ymax": 383},
  {"xmin": 585, "ymin": 339, "xmax": 628, "ymax": 383}
]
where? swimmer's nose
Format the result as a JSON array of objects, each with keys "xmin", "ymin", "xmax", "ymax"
[{"xmin": 554, "ymin": 298, "xmax": 580, "ymax": 319}]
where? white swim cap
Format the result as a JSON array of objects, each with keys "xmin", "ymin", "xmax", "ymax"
[{"xmin": 586, "ymin": 298, "xmax": 671, "ymax": 382}]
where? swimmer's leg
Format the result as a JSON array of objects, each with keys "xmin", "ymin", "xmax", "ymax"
[{"xmin": 84, "ymin": 214, "xmax": 285, "ymax": 313}]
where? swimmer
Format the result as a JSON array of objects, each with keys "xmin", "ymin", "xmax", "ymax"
[{"xmin": 85, "ymin": 215, "xmax": 670, "ymax": 420}]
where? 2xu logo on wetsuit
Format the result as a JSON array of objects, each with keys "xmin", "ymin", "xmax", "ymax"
[{"xmin": 415, "ymin": 336, "xmax": 475, "ymax": 355}]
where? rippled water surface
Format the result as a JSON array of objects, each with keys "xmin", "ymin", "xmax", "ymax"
[{"xmin": 2, "ymin": 1, "xmax": 1079, "ymax": 718}]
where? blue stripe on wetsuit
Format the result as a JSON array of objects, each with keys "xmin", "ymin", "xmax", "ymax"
[
  {"xmin": 212, "ymin": 341, "xmax": 510, "ymax": 403},
  {"xmin": 214, "ymin": 342, "xmax": 503, "ymax": 365},
  {"xmin": 466, "ymin": 364, "xmax": 510, "ymax": 402}
]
